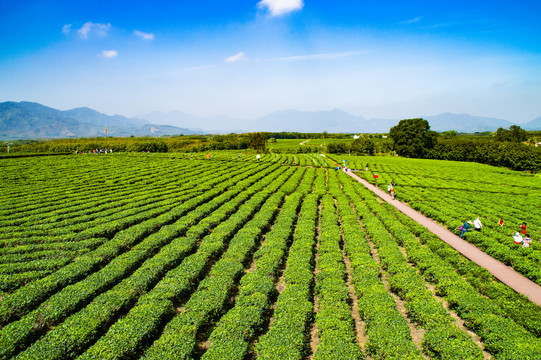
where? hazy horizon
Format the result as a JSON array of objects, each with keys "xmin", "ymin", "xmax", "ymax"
[{"xmin": 1, "ymin": 0, "xmax": 540, "ymax": 124}]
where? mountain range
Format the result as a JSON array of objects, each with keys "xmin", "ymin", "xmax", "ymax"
[
  {"xmin": 139, "ymin": 108, "xmax": 541, "ymax": 133},
  {"xmin": 1, "ymin": 101, "xmax": 540, "ymax": 140},
  {"xmin": 0, "ymin": 102, "xmax": 200, "ymax": 140}
]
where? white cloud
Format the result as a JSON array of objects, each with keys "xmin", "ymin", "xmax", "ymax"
[
  {"xmin": 495, "ymin": 80, "xmax": 508, "ymax": 86},
  {"xmin": 100, "ymin": 50, "xmax": 118, "ymax": 58},
  {"xmin": 224, "ymin": 52, "xmax": 247, "ymax": 63},
  {"xmin": 78, "ymin": 22, "xmax": 111, "ymax": 39},
  {"xmin": 400, "ymin": 16, "xmax": 424, "ymax": 24},
  {"xmin": 257, "ymin": 0, "xmax": 303, "ymax": 16},
  {"xmin": 265, "ymin": 51, "xmax": 365, "ymax": 62},
  {"xmin": 62, "ymin": 24, "xmax": 72, "ymax": 35},
  {"xmin": 134, "ymin": 30, "xmax": 155, "ymax": 40}
]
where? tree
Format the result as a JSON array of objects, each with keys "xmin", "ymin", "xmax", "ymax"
[
  {"xmin": 495, "ymin": 125, "xmax": 527, "ymax": 143},
  {"xmin": 248, "ymin": 132, "xmax": 266, "ymax": 151},
  {"xmin": 326, "ymin": 142, "xmax": 349, "ymax": 154},
  {"xmin": 389, "ymin": 118, "xmax": 438, "ymax": 158},
  {"xmin": 350, "ymin": 135, "xmax": 375, "ymax": 155},
  {"xmin": 442, "ymin": 130, "xmax": 457, "ymax": 139}
]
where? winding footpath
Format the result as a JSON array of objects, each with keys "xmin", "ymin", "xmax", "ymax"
[{"xmin": 345, "ymin": 170, "xmax": 541, "ymax": 307}]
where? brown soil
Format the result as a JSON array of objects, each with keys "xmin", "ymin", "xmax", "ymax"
[
  {"xmin": 308, "ymin": 202, "xmax": 323, "ymax": 359},
  {"xmin": 275, "ymin": 269, "xmax": 286, "ymax": 294},
  {"xmin": 342, "ymin": 247, "xmax": 368, "ymax": 351}
]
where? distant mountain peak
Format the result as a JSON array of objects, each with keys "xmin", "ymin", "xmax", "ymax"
[
  {"xmin": 1, "ymin": 101, "xmax": 539, "ymax": 140},
  {"xmin": 0, "ymin": 101, "xmax": 202, "ymax": 140}
]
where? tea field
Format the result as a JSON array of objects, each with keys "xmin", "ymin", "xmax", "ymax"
[
  {"xmin": 1, "ymin": 153, "xmax": 541, "ymax": 359},
  {"xmin": 328, "ymin": 155, "xmax": 541, "ymax": 286}
]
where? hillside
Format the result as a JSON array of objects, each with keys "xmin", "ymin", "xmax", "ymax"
[
  {"xmin": 423, "ymin": 112, "xmax": 514, "ymax": 132},
  {"xmin": 523, "ymin": 116, "xmax": 541, "ymax": 130},
  {"xmin": 0, "ymin": 102, "xmax": 201, "ymax": 140},
  {"xmin": 2, "ymin": 101, "xmax": 540, "ymax": 140}
]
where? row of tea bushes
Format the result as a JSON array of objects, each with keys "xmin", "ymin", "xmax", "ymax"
[
  {"xmin": 139, "ymin": 168, "xmax": 304, "ymax": 360},
  {"xmin": 200, "ymin": 169, "xmax": 317, "ymax": 359},
  {"xmin": 0, "ymin": 164, "xmax": 287, "ymax": 359}
]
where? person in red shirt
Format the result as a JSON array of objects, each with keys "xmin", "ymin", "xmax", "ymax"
[{"xmin": 519, "ymin": 222, "xmax": 527, "ymax": 235}]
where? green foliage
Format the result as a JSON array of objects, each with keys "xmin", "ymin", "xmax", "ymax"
[
  {"xmin": 495, "ymin": 125, "xmax": 527, "ymax": 143},
  {"xmin": 202, "ymin": 176, "xmax": 311, "ymax": 360},
  {"xmin": 442, "ymin": 130, "xmax": 457, "ymax": 138},
  {"xmin": 326, "ymin": 141, "xmax": 349, "ymax": 154},
  {"xmin": 0, "ymin": 158, "xmax": 284, "ymax": 359},
  {"xmin": 256, "ymin": 175, "xmax": 323, "ymax": 360},
  {"xmin": 248, "ymin": 132, "xmax": 267, "ymax": 152},
  {"xmin": 426, "ymin": 139, "xmax": 541, "ymax": 173},
  {"xmin": 389, "ymin": 118, "xmax": 438, "ymax": 158},
  {"xmin": 127, "ymin": 140, "xmax": 168, "ymax": 152},
  {"xmin": 142, "ymin": 168, "xmax": 302, "ymax": 360},
  {"xmin": 330, "ymin": 173, "xmax": 423, "ymax": 359},
  {"xmin": 3, "ymin": 152, "xmax": 541, "ymax": 359},
  {"xmin": 350, "ymin": 135, "xmax": 375, "ymax": 155},
  {"xmin": 337, "ymin": 170, "xmax": 541, "ymax": 358}
]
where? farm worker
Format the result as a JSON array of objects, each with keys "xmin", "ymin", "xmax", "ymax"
[
  {"xmin": 513, "ymin": 232, "xmax": 523, "ymax": 244},
  {"xmin": 497, "ymin": 217, "xmax": 504, "ymax": 226},
  {"xmin": 523, "ymin": 234, "xmax": 532, "ymax": 248},
  {"xmin": 256, "ymin": 154, "xmax": 260, "ymax": 161},
  {"xmin": 387, "ymin": 184, "xmax": 392, "ymax": 194},
  {"xmin": 473, "ymin": 217, "xmax": 482, "ymax": 231},
  {"xmin": 519, "ymin": 222, "xmax": 527, "ymax": 235},
  {"xmin": 459, "ymin": 221, "xmax": 472, "ymax": 238},
  {"xmin": 390, "ymin": 188, "xmax": 395, "ymax": 200},
  {"xmin": 391, "ymin": 180, "xmax": 396, "ymax": 187},
  {"xmin": 365, "ymin": 164, "xmax": 369, "ymax": 171}
]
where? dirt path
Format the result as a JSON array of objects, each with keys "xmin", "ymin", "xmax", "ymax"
[{"xmin": 345, "ymin": 170, "xmax": 541, "ymax": 307}]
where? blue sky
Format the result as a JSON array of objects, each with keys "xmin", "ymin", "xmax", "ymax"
[{"xmin": 1, "ymin": 0, "xmax": 540, "ymax": 122}]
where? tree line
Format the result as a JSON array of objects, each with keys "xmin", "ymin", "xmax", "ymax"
[
  {"xmin": 387, "ymin": 118, "xmax": 541, "ymax": 173},
  {"xmin": 1, "ymin": 133, "xmax": 265, "ymax": 154},
  {"xmin": 3, "ymin": 121, "xmax": 540, "ymax": 173}
]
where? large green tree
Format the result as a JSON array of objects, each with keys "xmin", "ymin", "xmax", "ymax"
[
  {"xmin": 326, "ymin": 141, "xmax": 349, "ymax": 154},
  {"xmin": 350, "ymin": 135, "xmax": 375, "ymax": 155},
  {"xmin": 495, "ymin": 125, "xmax": 527, "ymax": 143},
  {"xmin": 247, "ymin": 132, "xmax": 266, "ymax": 151},
  {"xmin": 389, "ymin": 118, "xmax": 438, "ymax": 158}
]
